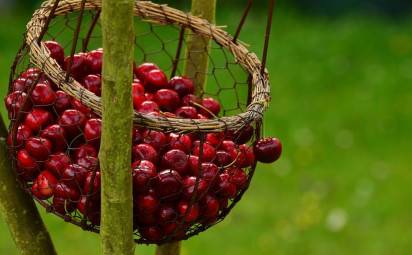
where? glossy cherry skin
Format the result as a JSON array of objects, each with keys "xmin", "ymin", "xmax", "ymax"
[
  {"xmin": 144, "ymin": 69, "xmax": 169, "ymax": 92},
  {"xmin": 206, "ymin": 132, "xmax": 224, "ymax": 147},
  {"xmin": 71, "ymin": 98, "xmax": 93, "ymax": 118},
  {"xmin": 74, "ymin": 144, "xmax": 98, "ymax": 160},
  {"xmin": 82, "ymin": 74, "xmax": 101, "ymax": 96},
  {"xmin": 58, "ymin": 109, "xmax": 87, "ymax": 137},
  {"xmin": 77, "ymin": 195, "xmax": 100, "ymax": 221},
  {"xmin": 76, "ymin": 156, "xmax": 99, "ymax": 171},
  {"xmin": 157, "ymin": 205, "xmax": 178, "ymax": 224},
  {"xmin": 7, "ymin": 124, "xmax": 32, "ymax": 147},
  {"xmin": 83, "ymin": 171, "xmax": 101, "ymax": 197},
  {"xmin": 25, "ymin": 137, "xmax": 52, "ymax": 161},
  {"xmin": 84, "ymin": 118, "xmax": 102, "ymax": 145},
  {"xmin": 61, "ymin": 164, "xmax": 89, "ymax": 187},
  {"xmin": 31, "ymin": 170, "xmax": 58, "ymax": 200},
  {"xmin": 31, "ymin": 83, "xmax": 56, "ymax": 106},
  {"xmin": 161, "ymin": 149, "xmax": 189, "ymax": 175},
  {"xmin": 16, "ymin": 149, "xmax": 39, "ymax": 180},
  {"xmin": 54, "ymin": 182, "xmax": 81, "ymax": 202},
  {"xmin": 24, "ymin": 108, "xmax": 53, "ymax": 133},
  {"xmin": 134, "ymin": 62, "xmax": 159, "ymax": 81},
  {"xmin": 231, "ymin": 125, "xmax": 254, "ymax": 144},
  {"xmin": 40, "ymin": 124, "xmax": 67, "ymax": 152},
  {"xmin": 182, "ymin": 176, "xmax": 208, "ymax": 199},
  {"xmin": 175, "ymin": 106, "xmax": 198, "ymax": 119},
  {"xmin": 142, "ymin": 130, "xmax": 167, "ymax": 150},
  {"xmin": 193, "ymin": 141, "xmax": 216, "ymax": 162},
  {"xmin": 12, "ymin": 77, "xmax": 33, "ymax": 92},
  {"xmin": 132, "ymin": 143, "xmax": 158, "ymax": 163},
  {"xmin": 200, "ymin": 97, "xmax": 221, "ymax": 117},
  {"xmin": 154, "ymin": 170, "xmax": 183, "ymax": 200},
  {"xmin": 254, "ymin": 137, "xmax": 282, "ymax": 163},
  {"xmin": 169, "ymin": 76, "xmax": 194, "ymax": 97},
  {"xmin": 167, "ymin": 133, "xmax": 192, "ymax": 153},
  {"xmin": 63, "ymin": 53, "xmax": 91, "ymax": 81},
  {"xmin": 52, "ymin": 196, "xmax": 77, "ymax": 215},
  {"xmin": 154, "ymin": 89, "xmax": 180, "ymax": 112},
  {"xmin": 226, "ymin": 167, "xmax": 248, "ymax": 189},
  {"xmin": 135, "ymin": 191, "xmax": 160, "ymax": 214},
  {"xmin": 214, "ymin": 150, "xmax": 233, "ymax": 167},
  {"xmin": 5, "ymin": 91, "xmax": 27, "ymax": 119},
  {"xmin": 140, "ymin": 226, "xmax": 162, "ymax": 242},
  {"xmin": 132, "ymin": 82, "xmax": 146, "ymax": 109},
  {"xmin": 20, "ymin": 67, "xmax": 42, "ymax": 81},
  {"xmin": 181, "ymin": 94, "xmax": 200, "ymax": 106},
  {"xmin": 137, "ymin": 100, "xmax": 159, "ymax": 113},
  {"xmin": 132, "ymin": 160, "xmax": 157, "ymax": 193},
  {"xmin": 177, "ymin": 201, "xmax": 199, "ymax": 223},
  {"xmin": 86, "ymin": 49, "xmax": 103, "ymax": 74},
  {"xmin": 214, "ymin": 173, "xmax": 237, "ymax": 198},
  {"xmin": 44, "ymin": 40, "xmax": 65, "ymax": 65},
  {"xmin": 45, "ymin": 153, "xmax": 71, "ymax": 177},
  {"xmin": 200, "ymin": 194, "xmax": 220, "ymax": 219},
  {"xmin": 54, "ymin": 90, "xmax": 72, "ymax": 113}
]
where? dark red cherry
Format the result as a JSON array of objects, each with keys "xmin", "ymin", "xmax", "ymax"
[
  {"xmin": 177, "ymin": 201, "xmax": 199, "ymax": 223},
  {"xmin": 64, "ymin": 53, "xmax": 91, "ymax": 81},
  {"xmin": 83, "ymin": 171, "xmax": 101, "ymax": 196},
  {"xmin": 232, "ymin": 125, "xmax": 254, "ymax": 144},
  {"xmin": 214, "ymin": 150, "xmax": 233, "ymax": 167},
  {"xmin": 54, "ymin": 90, "xmax": 72, "ymax": 113},
  {"xmin": 132, "ymin": 143, "xmax": 158, "ymax": 163},
  {"xmin": 76, "ymin": 156, "xmax": 99, "ymax": 171},
  {"xmin": 74, "ymin": 144, "xmax": 98, "ymax": 160},
  {"xmin": 45, "ymin": 153, "xmax": 71, "ymax": 177},
  {"xmin": 175, "ymin": 106, "xmax": 197, "ymax": 119},
  {"xmin": 12, "ymin": 78, "xmax": 33, "ymax": 92},
  {"xmin": 84, "ymin": 118, "xmax": 102, "ymax": 145},
  {"xmin": 140, "ymin": 226, "xmax": 162, "ymax": 242},
  {"xmin": 16, "ymin": 149, "xmax": 39, "ymax": 180},
  {"xmin": 44, "ymin": 40, "xmax": 65, "ymax": 65},
  {"xmin": 200, "ymin": 194, "xmax": 220, "ymax": 219},
  {"xmin": 132, "ymin": 82, "xmax": 146, "ymax": 109},
  {"xmin": 143, "ymin": 69, "xmax": 168, "ymax": 92},
  {"xmin": 226, "ymin": 167, "xmax": 248, "ymax": 189},
  {"xmin": 40, "ymin": 124, "xmax": 67, "ymax": 152},
  {"xmin": 168, "ymin": 133, "xmax": 192, "ymax": 153},
  {"xmin": 32, "ymin": 170, "xmax": 58, "ymax": 200},
  {"xmin": 132, "ymin": 160, "xmax": 157, "ymax": 193},
  {"xmin": 193, "ymin": 141, "xmax": 216, "ymax": 162},
  {"xmin": 199, "ymin": 163, "xmax": 219, "ymax": 182},
  {"xmin": 52, "ymin": 196, "xmax": 76, "ymax": 215},
  {"xmin": 134, "ymin": 62, "xmax": 159, "ymax": 81},
  {"xmin": 86, "ymin": 49, "xmax": 103, "ymax": 74},
  {"xmin": 61, "ymin": 164, "xmax": 89, "ymax": 186},
  {"xmin": 24, "ymin": 108, "xmax": 53, "ymax": 133},
  {"xmin": 5, "ymin": 91, "xmax": 27, "ymax": 119},
  {"xmin": 161, "ymin": 149, "xmax": 189, "ymax": 175},
  {"xmin": 214, "ymin": 173, "xmax": 237, "ymax": 198},
  {"xmin": 25, "ymin": 137, "xmax": 52, "ymax": 161},
  {"xmin": 200, "ymin": 97, "xmax": 221, "ymax": 117},
  {"xmin": 154, "ymin": 89, "xmax": 180, "ymax": 112},
  {"xmin": 153, "ymin": 170, "xmax": 183, "ymax": 200},
  {"xmin": 82, "ymin": 74, "xmax": 101, "ymax": 96},
  {"xmin": 206, "ymin": 132, "xmax": 224, "ymax": 147},
  {"xmin": 169, "ymin": 76, "xmax": 194, "ymax": 97},
  {"xmin": 58, "ymin": 109, "xmax": 87, "ymax": 136},
  {"xmin": 142, "ymin": 130, "xmax": 167, "ymax": 150},
  {"xmin": 254, "ymin": 137, "xmax": 282, "ymax": 163},
  {"xmin": 157, "ymin": 206, "xmax": 178, "ymax": 224},
  {"xmin": 182, "ymin": 176, "xmax": 208, "ymax": 199},
  {"xmin": 144, "ymin": 93, "xmax": 154, "ymax": 101},
  {"xmin": 135, "ymin": 191, "xmax": 160, "ymax": 214},
  {"xmin": 132, "ymin": 128, "xmax": 144, "ymax": 144},
  {"xmin": 7, "ymin": 124, "xmax": 32, "ymax": 147},
  {"xmin": 137, "ymin": 100, "xmax": 159, "ymax": 113},
  {"xmin": 71, "ymin": 98, "xmax": 93, "ymax": 118},
  {"xmin": 54, "ymin": 182, "xmax": 81, "ymax": 201},
  {"xmin": 181, "ymin": 94, "xmax": 200, "ymax": 106}
]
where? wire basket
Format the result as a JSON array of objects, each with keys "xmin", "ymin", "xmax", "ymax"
[{"xmin": 6, "ymin": 0, "xmax": 272, "ymax": 244}]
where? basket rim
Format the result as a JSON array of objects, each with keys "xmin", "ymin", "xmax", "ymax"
[{"xmin": 24, "ymin": 0, "xmax": 271, "ymax": 132}]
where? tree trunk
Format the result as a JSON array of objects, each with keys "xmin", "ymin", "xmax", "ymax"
[
  {"xmin": 0, "ymin": 118, "xmax": 56, "ymax": 255},
  {"xmin": 100, "ymin": 0, "xmax": 135, "ymax": 254},
  {"xmin": 156, "ymin": 0, "xmax": 216, "ymax": 254}
]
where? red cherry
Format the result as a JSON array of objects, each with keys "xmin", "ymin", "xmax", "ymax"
[
  {"xmin": 64, "ymin": 53, "xmax": 91, "ymax": 81},
  {"xmin": 143, "ymin": 69, "xmax": 168, "ymax": 92},
  {"xmin": 135, "ymin": 212, "xmax": 157, "ymax": 226},
  {"xmin": 132, "ymin": 160, "xmax": 157, "ymax": 193},
  {"xmin": 193, "ymin": 141, "xmax": 216, "ymax": 162},
  {"xmin": 154, "ymin": 89, "xmax": 180, "ymax": 112},
  {"xmin": 232, "ymin": 125, "xmax": 254, "ymax": 144},
  {"xmin": 74, "ymin": 144, "xmax": 98, "ymax": 160},
  {"xmin": 200, "ymin": 163, "xmax": 219, "ymax": 182},
  {"xmin": 161, "ymin": 222, "xmax": 178, "ymax": 236},
  {"xmin": 200, "ymin": 97, "xmax": 221, "ymax": 117},
  {"xmin": 161, "ymin": 149, "xmax": 189, "ymax": 175},
  {"xmin": 20, "ymin": 67, "xmax": 42, "ymax": 80},
  {"xmin": 168, "ymin": 133, "xmax": 192, "ymax": 153},
  {"xmin": 138, "ymin": 100, "xmax": 159, "ymax": 113},
  {"xmin": 214, "ymin": 150, "xmax": 233, "ymax": 167},
  {"xmin": 40, "ymin": 124, "xmax": 67, "ymax": 152},
  {"xmin": 84, "ymin": 118, "xmax": 101, "ymax": 145},
  {"xmin": 16, "ymin": 149, "xmax": 39, "ymax": 180},
  {"xmin": 54, "ymin": 182, "xmax": 81, "ymax": 201},
  {"xmin": 32, "ymin": 170, "xmax": 58, "ymax": 200},
  {"xmin": 206, "ymin": 132, "xmax": 224, "ymax": 147},
  {"xmin": 52, "ymin": 196, "xmax": 77, "ymax": 215},
  {"xmin": 24, "ymin": 108, "xmax": 53, "ymax": 133},
  {"xmin": 132, "ymin": 143, "xmax": 158, "ymax": 163},
  {"xmin": 83, "ymin": 171, "xmax": 101, "ymax": 196},
  {"xmin": 254, "ymin": 137, "xmax": 282, "ymax": 163},
  {"xmin": 77, "ymin": 195, "xmax": 100, "ymax": 218},
  {"xmin": 142, "ymin": 130, "xmax": 167, "ymax": 150},
  {"xmin": 5, "ymin": 91, "xmax": 27, "ymax": 119},
  {"xmin": 44, "ymin": 41, "xmax": 65, "ymax": 65},
  {"xmin": 25, "ymin": 137, "xmax": 52, "ymax": 161},
  {"xmin": 136, "ymin": 191, "xmax": 160, "ymax": 214},
  {"xmin": 132, "ymin": 128, "xmax": 144, "ymax": 144},
  {"xmin": 182, "ymin": 176, "xmax": 208, "ymax": 199},
  {"xmin": 12, "ymin": 78, "xmax": 33, "ymax": 92},
  {"xmin": 132, "ymin": 82, "xmax": 146, "ymax": 109},
  {"xmin": 200, "ymin": 194, "xmax": 220, "ymax": 218},
  {"xmin": 58, "ymin": 109, "xmax": 87, "ymax": 136},
  {"xmin": 234, "ymin": 144, "xmax": 255, "ymax": 168},
  {"xmin": 76, "ymin": 156, "xmax": 99, "ymax": 171},
  {"xmin": 82, "ymin": 75, "xmax": 101, "ymax": 96},
  {"xmin": 61, "ymin": 164, "xmax": 89, "ymax": 187},
  {"xmin": 169, "ymin": 76, "xmax": 194, "ymax": 97},
  {"xmin": 140, "ymin": 226, "xmax": 162, "ymax": 242},
  {"xmin": 226, "ymin": 167, "xmax": 248, "ymax": 189},
  {"xmin": 154, "ymin": 170, "xmax": 183, "ymax": 200},
  {"xmin": 181, "ymin": 94, "xmax": 200, "ymax": 106},
  {"xmin": 157, "ymin": 206, "xmax": 177, "ymax": 225},
  {"xmin": 175, "ymin": 106, "xmax": 197, "ymax": 119},
  {"xmin": 86, "ymin": 49, "xmax": 103, "ymax": 74},
  {"xmin": 218, "ymin": 197, "xmax": 229, "ymax": 210},
  {"xmin": 45, "ymin": 153, "xmax": 71, "ymax": 177},
  {"xmin": 214, "ymin": 173, "xmax": 237, "ymax": 198},
  {"xmin": 177, "ymin": 201, "xmax": 199, "ymax": 223},
  {"xmin": 220, "ymin": 140, "xmax": 237, "ymax": 153},
  {"xmin": 144, "ymin": 93, "xmax": 154, "ymax": 101},
  {"xmin": 197, "ymin": 113, "xmax": 209, "ymax": 119},
  {"xmin": 71, "ymin": 98, "xmax": 93, "ymax": 118},
  {"xmin": 134, "ymin": 62, "xmax": 159, "ymax": 81},
  {"xmin": 7, "ymin": 124, "xmax": 32, "ymax": 147},
  {"xmin": 54, "ymin": 90, "xmax": 72, "ymax": 113}
]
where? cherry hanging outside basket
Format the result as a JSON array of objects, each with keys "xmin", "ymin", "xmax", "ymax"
[{"xmin": 5, "ymin": 0, "xmax": 280, "ymax": 244}]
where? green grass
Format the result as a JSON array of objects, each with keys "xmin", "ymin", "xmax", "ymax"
[{"xmin": 1, "ymin": 6, "xmax": 412, "ymax": 255}]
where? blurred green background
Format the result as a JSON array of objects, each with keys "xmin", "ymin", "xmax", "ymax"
[{"xmin": 1, "ymin": 0, "xmax": 412, "ymax": 255}]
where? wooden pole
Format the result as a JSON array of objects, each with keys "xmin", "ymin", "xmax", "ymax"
[
  {"xmin": 100, "ymin": 0, "xmax": 135, "ymax": 254},
  {"xmin": 0, "ymin": 118, "xmax": 57, "ymax": 255},
  {"xmin": 156, "ymin": 0, "xmax": 216, "ymax": 254}
]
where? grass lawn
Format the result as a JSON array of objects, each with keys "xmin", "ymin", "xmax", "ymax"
[{"xmin": 1, "ymin": 5, "xmax": 412, "ymax": 255}]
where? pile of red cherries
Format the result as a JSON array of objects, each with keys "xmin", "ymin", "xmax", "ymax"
[{"xmin": 5, "ymin": 40, "xmax": 281, "ymax": 242}]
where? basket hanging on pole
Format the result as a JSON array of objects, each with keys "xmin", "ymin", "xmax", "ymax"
[{"xmin": 5, "ymin": 0, "xmax": 280, "ymax": 244}]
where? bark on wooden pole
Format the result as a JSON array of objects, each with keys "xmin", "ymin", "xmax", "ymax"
[
  {"xmin": 156, "ymin": 0, "xmax": 216, "ymax": 254},
  {"xmin": 100, "ymin": 0, "xmax": 135, "ymax": 254},
  {"xmin": 0, "ymin": 118, "xmax": 57, "ymax": 255}
]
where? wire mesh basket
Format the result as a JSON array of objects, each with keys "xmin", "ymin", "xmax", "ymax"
[{"xmin": 5, "ymin": 0, "xmax": 273, "ymax": 244}]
